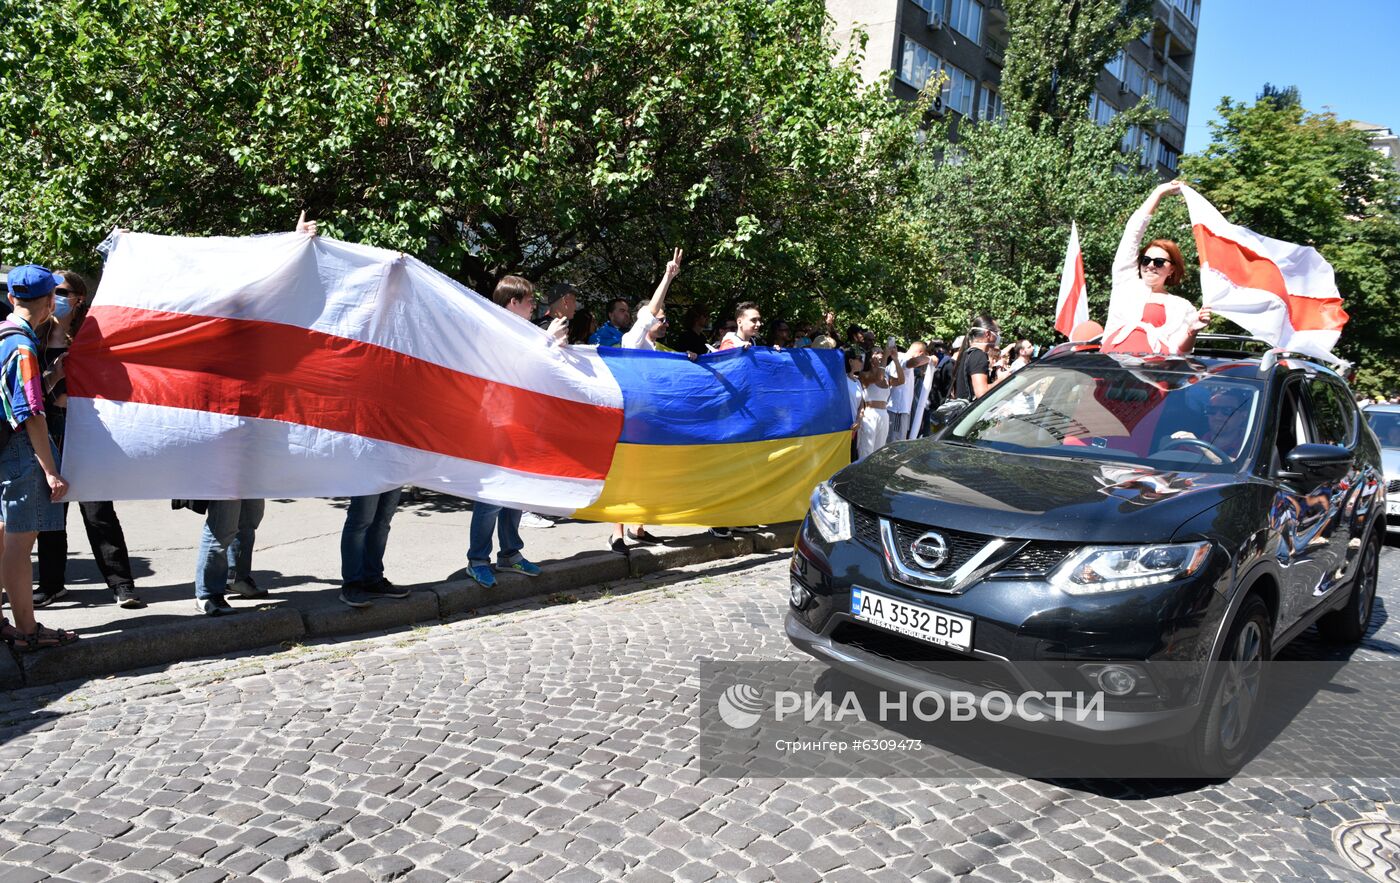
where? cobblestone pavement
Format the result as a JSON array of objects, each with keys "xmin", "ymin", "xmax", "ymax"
[{"xmin": 0, "ymin": 546, "xmax": 1397, "ymax": 882}]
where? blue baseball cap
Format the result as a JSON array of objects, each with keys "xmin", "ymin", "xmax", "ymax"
[{"xmin": 6, "ymin": 264, "xmax": 63, "ymax": 300}]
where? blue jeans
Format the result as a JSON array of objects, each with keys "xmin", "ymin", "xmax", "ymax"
[
  {"xmin": 0, "ymin": 432, "xmax": 65, "ymax": 534},
  {"xmin": 468, "ymin": 504, "xmax": 523, "ymax": 568},
  {"xmin": 195, "ymin": 499, "xmax": 265, "ymax": 600},
  {"xmin": 340, "ymin": 489, "xmax": 402, "ymax": 584}
]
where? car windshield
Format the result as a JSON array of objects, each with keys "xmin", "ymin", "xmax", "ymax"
[
  {"xmin": 947, "ymin": 363, "xmax": 1262, "ymax": 472},
  {"xmin": 1366, "ymin": 410, "xmax": 1400, "ymax": 449}
]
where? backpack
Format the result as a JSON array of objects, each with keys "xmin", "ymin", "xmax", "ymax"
[
  {"xmin": 0, "ymin": 323, "xmax": 37, "ymax": 451},
  {"xmin": 932, "ymin": 354, "xmax": 957, "ymax": 405}
]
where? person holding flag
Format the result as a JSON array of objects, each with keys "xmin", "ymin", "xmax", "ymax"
[{"xmin": 1102, "ymin": 181, "xmax": 1212, "ymax": 355}]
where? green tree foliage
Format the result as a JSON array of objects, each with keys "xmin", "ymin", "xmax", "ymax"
[
  {"xmin": 1257, "ymin": 83, "xmax": 1302, "ymax": 111},
  {"xmin": 907, "ymin": 116, "xmax": 1157, "ymax": 343},
  {"xmin": 1181, "ymin": 95, "xmax": 1400, "ymax": 393},
  {"xmin": 0, "ymin": 0, "xmax": 934, "ymax": 326},
  {"xmin": 999, "ymin": 0, "xmax": 1152, "ymax": 141}
]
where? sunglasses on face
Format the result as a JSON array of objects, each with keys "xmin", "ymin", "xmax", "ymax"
[
  {"xmin": 1205, "ymin": 404, "xmax": 1235, "ymax": 416},
  {"xmin": 1139, "ymin": 255, "xmax": 1173, "ymax": 270}
]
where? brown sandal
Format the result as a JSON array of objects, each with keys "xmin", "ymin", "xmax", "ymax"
[{"xmin": 10, "ymin": 622, "xmax": 79, "ymax": 652}]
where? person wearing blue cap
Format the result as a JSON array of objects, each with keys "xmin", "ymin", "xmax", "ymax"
[{"xmin": 0, "ymin": 264, "xmax": 78, "ymax": 651}]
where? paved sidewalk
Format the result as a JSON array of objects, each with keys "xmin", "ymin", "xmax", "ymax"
[
  {"xmin": 4, "ymin": 492, "xmax": 796, "ymax": 689},
  {"xmin": 0, "ymin": 551, "xmax": 1395, "ymax": 882}
]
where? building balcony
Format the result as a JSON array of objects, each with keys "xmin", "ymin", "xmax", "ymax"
[
  {"xmin": 985, "ymin": 0, "xmax": 1007, "ymax": 20},
  {"xmin": 1165, "ymin": 57, "xmax": 1190, "ymax": 93},
  {"xmin": 1169, "ymin": 6, "xmax": 1198, "ymax": 46},
  {"xmin": 1157, "ymin": 117, "xmax": 1187, "ymax": 150},
  {"xmin": 983, "ymin": 34, "xmax": 1006, "ymax": 66}
]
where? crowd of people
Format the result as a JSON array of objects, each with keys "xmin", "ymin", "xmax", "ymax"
[
  {"xmin": 0, "ymin": 216, "xmax": 1047, "ymax": 652},
  {"xmin": 0, "ymin": 181, "xmax": 1383, "ymax": 651}
]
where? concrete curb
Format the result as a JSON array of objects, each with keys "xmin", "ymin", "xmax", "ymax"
[
  {"xmin": 15, "ymin": 608, "xmax": 306, "ymax": 689},
  {"xmin": 9, "ymin": 522, "xmax": 800, "ymax": 689},
  {"xmin": 0, "ymin": 652, "xmax": 22, "ymax": 691},
  {"xmin": 434, "ymin": 552, "xmax": 631, "ymax": 619}
]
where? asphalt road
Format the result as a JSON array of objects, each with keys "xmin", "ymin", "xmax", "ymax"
[{"xmin": 0, "ymin": 542, "xmax": 1396, "ymax": 882}]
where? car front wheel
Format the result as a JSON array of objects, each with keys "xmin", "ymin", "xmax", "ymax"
[
  {"xmin": 1317, "ymin": 531, "xmax": 1380, "ymax": 643},
  {"xmin": 1176, "ymin": 595, "xmax": 1272, "ymax": 778}
]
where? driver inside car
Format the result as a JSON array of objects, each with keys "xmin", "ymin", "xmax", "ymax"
[{"xmin": 1164, "ymin": 388, "xmax": 1251, "ymax": 463}]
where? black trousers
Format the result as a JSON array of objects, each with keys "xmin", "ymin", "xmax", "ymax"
[{"xmin": 37, "ymin": 500, "xmax": 137, "ymax": 594}]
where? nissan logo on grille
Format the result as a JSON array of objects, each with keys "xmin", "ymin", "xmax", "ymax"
[{"xmin": 910, "ymin": 531, "xmax": 950, "ymax": 570}]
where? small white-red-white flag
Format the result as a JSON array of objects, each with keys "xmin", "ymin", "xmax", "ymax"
[
  {"xmin": 1181, "ymin": 185, "xmax": 1348, "ymax": 361},
  {"xmin": 1055, "ymin": 221, "xmax": 1089, "ymax": 338}
]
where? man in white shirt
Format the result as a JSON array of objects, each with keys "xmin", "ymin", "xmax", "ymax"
[
  {"xmin": 621, "ymin": 249, "xmax": 682, "ymax": 352},
  {"xmin": 719, "ymin": 303, "xmax": 761, "ymax": 350},
  {"xmin": 887, "ymin": 341, "xmax": 928, "ymax": 442}
]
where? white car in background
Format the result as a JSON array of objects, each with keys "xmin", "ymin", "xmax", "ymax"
[{"xmin": 1364, "ymin": 403, "xmax": 1400, "ymax": 532}]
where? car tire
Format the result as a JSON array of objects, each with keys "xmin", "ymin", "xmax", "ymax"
[
  {"xmin": 1317, "ymin": 531, "xmax": 1380, "ymax": 644},
  {"xmin": 1176, "ymin": 595, "xmax": 1272, "ymax": 778}
]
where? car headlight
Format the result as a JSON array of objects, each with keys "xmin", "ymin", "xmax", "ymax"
[
  {"xmin": 1051, "ymin": 541, "xmax": 1211, "ymax": 594},
  {"xmin": 809, "ymin": 482, "xmax": 852, "ymax": 543}
]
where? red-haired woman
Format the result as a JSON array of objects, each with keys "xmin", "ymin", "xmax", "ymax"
[{"xmin": 1102, "ymin": 181, "xmax": 1212, "ymax": 355}]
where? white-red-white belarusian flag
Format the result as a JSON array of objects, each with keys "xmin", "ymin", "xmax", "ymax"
[
  {"xmin": 1055, "ymin": 221, "xmax": 1089, "ymax": 338},
  {"xmin": 1181, "ymin": 185, "xmax": 1349, "ymax": 361},
  {"xmin": 59, "ymin": 230, "xmax": 853, "ymax": 526}
]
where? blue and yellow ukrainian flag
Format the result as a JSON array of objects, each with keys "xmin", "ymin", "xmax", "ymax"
[{"xmin": 574, "ymin": 346, "xmax": 853, "ymax": 526}]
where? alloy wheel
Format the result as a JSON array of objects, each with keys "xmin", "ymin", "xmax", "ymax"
[
  {"xmin": 1218, "ymin": 619, "xmax": 1263, "ymax": 753},
  {"xmin": 1357, "ymin": 540, "xmax": 1379, "ymax": 630}
]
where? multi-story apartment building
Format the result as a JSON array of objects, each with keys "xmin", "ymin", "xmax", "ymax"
[
  {"xmin": 1352, "ymin": 121, "xmax": 1400, "ymax": 176},
  {"xmin": 827, "ymin": 0, "xmax": 1202, "ymax": 177}
]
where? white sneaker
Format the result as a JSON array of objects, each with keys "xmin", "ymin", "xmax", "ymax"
[{"xmin": 519, "ymin": 512, "xmax": 555, "ymax": 529}]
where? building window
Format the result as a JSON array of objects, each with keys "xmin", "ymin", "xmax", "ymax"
[
  {"xmin": 947, "ymin": 0, "xmax": 983, "ymax": 44},
  {"xmin": 1121, "ymin": 125, "xmax": 1155, "ymax": 166},
  {"xmin": 1124, "ymin": 57, "xmax": 1148, "ymax": 96},
  {"xmin": 1173, "ymin": 0, "xmax": 1201, "ymax": 26},
  {"xmin": 944, "ymin": 61, "xmax": 976, "ymax": 116},
  {"xmin": 1159, "ymin": 143, "xmax": 1180, "ymax": 172},
  {"xmin": 1088, "ymin": 93, "xmax": 1118, "ymax": 126},
  {"xmin": 1167, "ymin": 88, "xmax": 1188, "ymax": 125},
  {"xmin": 1104, "ymin": 51, "xmax": 1125, "ymax": 81},
  {"xmin": 910, "ymin": 0, "xmax": 934, "ymax": 10},
  {"xmin": 980, "ymin": 87, "xmax": 1005, "ymax": 122},
  {"xmin": 899, "ymin": 38, "xmax": 941, "ymax": 91}
]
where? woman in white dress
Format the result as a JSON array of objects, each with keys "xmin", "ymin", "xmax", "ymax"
[{"xmin": 856, "ymin": 345, "xmax": 905, "ymax": 459}]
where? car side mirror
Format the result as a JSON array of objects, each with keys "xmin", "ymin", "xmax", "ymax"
[
  {"xmin": 927, "ymin": 400, "xmax": 969, "ymax": 434},
  {"xmin": 1282, "ymin": 443, "xmax": 1352, "ymax": 483}
]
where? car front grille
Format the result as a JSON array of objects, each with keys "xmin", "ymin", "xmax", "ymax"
[
  {"xmin": 830, "ymin": 623, "xmax": 1023, "ymax": 693},
  {"xmin": 852, "ymin": 507, "xmax": 882, "ymax": 549},
  {"xmin": 1389, "ymin": 479, "xmax": 1400, "ymax": 495},
  {"xmin": 888, "ymin": 519, "xmax": 990, "ymax": 576},
  {"xmin": 992, "ymin": 541, "xmax": 1080, "ymax": 577},
  {"xmin": 853, "ymin": 507, "xmax": 1076, "ymax": 583}
]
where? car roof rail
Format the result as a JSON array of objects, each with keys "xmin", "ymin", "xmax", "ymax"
[
  {"xmin": 1258, "ymin": 347, "xmax": 1352, "ymax": 376},
  {"xmin": 1190, "ymin": 333, "xmax": 1275, "ymax": 359}
]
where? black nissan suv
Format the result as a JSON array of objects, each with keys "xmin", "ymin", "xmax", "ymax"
[{"xmin": 787, "ymin": 339, "xmax": 1387, "ymax": 775}]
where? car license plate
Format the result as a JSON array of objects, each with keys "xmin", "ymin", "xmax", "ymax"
[
  {"xmin": 1389, "ymin": 498, "xmax": 1400, "ymax": 516},
  {"xmin": 850, "ymin": 588, "xmax": 973, "ymax": 652}
]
